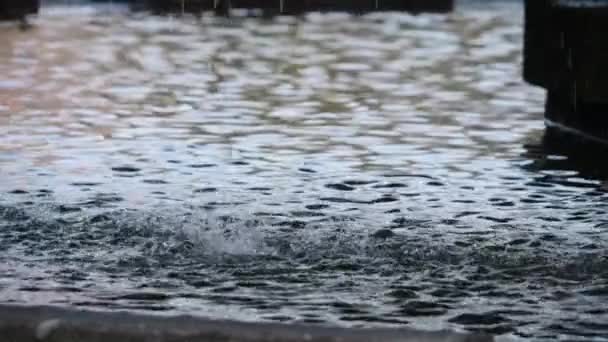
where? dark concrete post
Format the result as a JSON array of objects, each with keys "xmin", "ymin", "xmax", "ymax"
[
  {"xmin": 523, "ymin": 0, "xmax": 552, "ymax": 88},
  {"xmin": 0, "ymin": 0, "xmax": 39, "ymax": 21},
  {"xmin": 523, "ymin": 0, "xmax": 608, "ymax": 141},
  {"xmin": 214, "ymin": 0, "xmax": 232, "ymax": 16}
]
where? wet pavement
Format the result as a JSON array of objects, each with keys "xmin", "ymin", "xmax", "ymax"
[{"xmin": 1, "ymin": 2, "xmax": 608, "ymax": 341}]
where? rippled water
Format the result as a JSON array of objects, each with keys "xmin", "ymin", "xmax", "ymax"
[{"xmin": 1, "ymin": 2, "xmax": 608, "ymax": 341}]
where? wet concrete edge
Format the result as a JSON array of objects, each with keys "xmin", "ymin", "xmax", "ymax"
[{"xmin": 0, "ymin": 304, "xmax": 493, "ymax": 342}]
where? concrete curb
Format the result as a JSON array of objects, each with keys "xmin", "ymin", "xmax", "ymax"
[{"xmin": 0, "ymin": 305, "xmax": 493, "ymax": 342}]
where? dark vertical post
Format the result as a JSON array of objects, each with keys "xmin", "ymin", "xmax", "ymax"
[
  {"xmin": 0, "ymin": 0, "xmax": 39, "ymax": 21},
  {"xmin": 523, "ymin": 0, "xmax": 608, "ymax": 140},
  {"xmin": 523, "ymin": 0, "xmax": 552, "ymax": 88},
  {"xmin": 215, "ymin": 0, "xmax": 232, "ymax": 16}
]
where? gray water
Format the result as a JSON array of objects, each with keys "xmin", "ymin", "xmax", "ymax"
[{"xmin": 1, "ymin": 2, "xmax": 608, "ymax": 341}]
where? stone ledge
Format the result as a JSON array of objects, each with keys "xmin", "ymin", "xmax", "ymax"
[
  {"xmin": 139, "ymin": 0, "xmax": 454, "ymax": 15},
  {"xmin": 0, "ymin": 304, "xmax": 493, "ymax": 342}
]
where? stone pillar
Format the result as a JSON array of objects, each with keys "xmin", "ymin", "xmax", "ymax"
[
  {"xmin": 0, "ymin": 0, "xmax": 39, "ymax": 21},
  {"xmin": 523, "ymin": 0, "xmax": 608, "ymax": 141}
]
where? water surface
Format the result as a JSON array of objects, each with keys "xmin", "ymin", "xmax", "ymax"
[{"xmin": 1, "ymin": 2, "xmax": 608, "ymax": 341}]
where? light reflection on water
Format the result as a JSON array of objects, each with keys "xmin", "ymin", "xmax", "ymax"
[{"xmin": 1, "ymin": 2, "xmax": 608, "ymax": 340}]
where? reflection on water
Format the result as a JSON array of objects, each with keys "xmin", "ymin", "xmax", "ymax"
[
  {"xmin": 524, "ymin": 128, "xmax": 608, "ymax": 185},
  {"xmin": 1, "ymin": 2, "xmax": 608, "ymax": 341}
]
